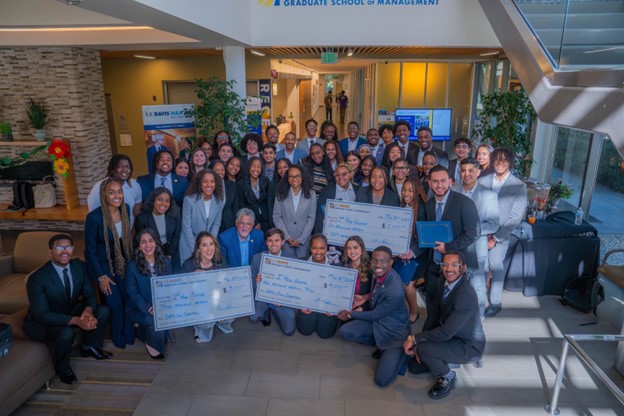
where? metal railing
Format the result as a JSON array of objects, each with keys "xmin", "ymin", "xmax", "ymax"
[{"xmin": 545, "ymin": 334, "xmax": 624, "ymax": 415}]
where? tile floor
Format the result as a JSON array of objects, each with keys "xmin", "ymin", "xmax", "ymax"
[{"xmin": 133, "ymin": 291, "xmax": 624, "ymax": 416}]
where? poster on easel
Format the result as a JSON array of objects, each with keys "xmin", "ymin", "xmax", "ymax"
[{"xmin": 142, "ymin": 104, "xmax": 195, "ymax": 173}]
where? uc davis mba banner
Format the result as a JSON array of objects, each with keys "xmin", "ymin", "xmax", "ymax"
[{"xmin": 143, "ymin": 104, "xmax": 195, "ymax": 173}]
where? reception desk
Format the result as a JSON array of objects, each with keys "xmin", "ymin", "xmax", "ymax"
[{"xmin": 504, "ymin": 211, "xmax": 600, "ymax": 297}]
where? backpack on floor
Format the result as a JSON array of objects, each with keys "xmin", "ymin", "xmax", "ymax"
[{"xmin": 560, "ymin": 276, "xmax": 604, "ymax": 315}]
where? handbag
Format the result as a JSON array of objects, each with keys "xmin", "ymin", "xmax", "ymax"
[{"xmin": 33, "ymin": 175, "xmax": 57, "ymax": 208}]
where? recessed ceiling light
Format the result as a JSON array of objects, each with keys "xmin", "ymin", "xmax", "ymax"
[
  {"xmin": 250, "ymin": 49, "xmax": 266, "ymax": 57},
  {"xmin": 134, "ymin": 54, "xmax": 156, "ymax": 60},
  {"xmin": 347, "ymin": 48, "xmax": 354, "ymax": 57},
  {"xmin": 480, "ymin": 51, "xmax": 499, "ymax": 57},
  {"xmin": 64, "ymin": 0, "xmax": 82, "ymax": 5}
]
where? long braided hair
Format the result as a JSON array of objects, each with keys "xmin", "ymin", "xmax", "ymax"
[
  {"xmin": 401, "ymin": 178, "xmax": 428, "ymax": 242},
  {"xmin": 99, "ymin": 178, "xmax": 133, "ymax": 277}
]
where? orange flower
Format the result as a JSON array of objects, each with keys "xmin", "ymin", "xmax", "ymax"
[
  {"xmin": 48, "ymin": 139, "xmax": 70, "ymax": 159},
  {"xmin": 53, "ymin": 158, "xmax": 70, "ymax": 176}
]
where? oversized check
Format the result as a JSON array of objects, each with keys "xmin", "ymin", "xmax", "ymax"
[
  {"xmin": 256, "ymin": 254, "xmax": 357, "ymax": 315},
  {"xmin": 151, "ymin": 267, "xmax": 254, "ymax": 331},
  {"xmin": 323, "ymin": 199, "xmax": 413, "ymax": 255}
]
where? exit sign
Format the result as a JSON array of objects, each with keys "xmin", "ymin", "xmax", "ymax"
[{"xmin": 321, "ymin": 52, "xmax": 338, "ymax": 64}]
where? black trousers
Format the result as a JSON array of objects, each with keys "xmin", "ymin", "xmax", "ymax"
[{"xmin": 44, "ymin": 304, "xmax": 110, "ymax": 373}]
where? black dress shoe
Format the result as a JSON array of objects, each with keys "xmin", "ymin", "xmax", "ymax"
[
  {"xmin": 484, "ymin": 304, "xmax": 502, "ymax": 318},
  {"xmin": 58, "ymin": 369, "xmax": 77, "ymax": 385},
  {"xmin": 261, "ymin": 313, "xmax": 272, "ymax": 327},
  {"xmin": 371, "ymin": 348, "xmax": 382, "ymax": 359},
  {"xmin": 428, "ymin": 371, "xmax": 456, "ymax": 400},
  {"xmin": 81, "ymin": 347, "xmax": 113, "ymax": 360}
]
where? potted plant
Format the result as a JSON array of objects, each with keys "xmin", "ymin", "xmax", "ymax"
[
  {"xmin": 194, "ymin": 76, "xmax": 260, "ymax": 149},
  {"xmin": 471, "ymin": 88, "xmax": 536, "ymax": 178},
  {"xmin": 549, "ymin": 180, "xmax": 574, "ymax": 207},
  {"xmin": 25, "ymin": 98, "xmax": 48, "ymax": 141},
  {"xmin": 0, "ymin": 121, "xmax": 13, "ymax": 142}
]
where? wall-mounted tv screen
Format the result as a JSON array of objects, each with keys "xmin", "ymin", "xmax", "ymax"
[{"xmin": 394, "ymin": 108, "xmax": 452, "ymax": 141}]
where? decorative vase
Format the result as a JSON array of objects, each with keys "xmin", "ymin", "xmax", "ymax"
[{"xmin": 34, "ymin": 129, "xmax": 46, "ymax": 141}]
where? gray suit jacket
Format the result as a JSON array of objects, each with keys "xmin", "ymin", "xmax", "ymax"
[
  {"xmin": 478, "ymin": 174, "xmax": 527, "ymax": 242},
  {"xmin": 180, "ymin": 194, "xmax": 225, "ymax": 263},
  {"xmin": 296, "ymin": 137, "xmax": 326, "ymax": 154},
  {"xmin": 351, "ymin": 269, "xmax": 410, "ymax": 350},
  {"xmin": 272, "ymin": 190, "xmax": 317, "ymax": 244}
]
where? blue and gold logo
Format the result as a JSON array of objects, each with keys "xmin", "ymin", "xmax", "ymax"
[{"xmin": 258, "ymin": 0, "xmax": 280, "ymax": 6}]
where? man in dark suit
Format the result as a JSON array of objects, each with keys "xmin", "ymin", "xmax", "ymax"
[
  {"xmin": 382, "ymin": 120, "xmax": 418, "ymax": 167},
  {"xmin": 23, "ymin": 234, "xmax": 112, "ymax": 384},
  {"xmin": 218, "ymin": 208, "xmax": 267, "ymax": 267},
  {"xmin": 338, "ymin": 246, "xmax": 411, "ymax": 387},
  {"xmin": 137, "ymin": 150, "xmax": 188, "ymax": 207},
  {"xmin": 403, "ymin": 251, "xmax": 485, "ymax": 400},
  {"xmin": 424, "ymin": 166, "xmax": 480, "ymax": 308},
  {"xmin": 338, "ymin": 121, "xmax": 367, "ymax": 156},
  {"xmin": 407, "ymin": 126, "xmax": 449, "ymax": 168},
  {"xmin": 146, "ymin": 133, "xmax": 168, "ymax": 174},
  {"xmin": 446, "ymin": 137, "xmax": 472, "ymax": 185},
  {"xmin": 314, "ymin": 162, "xmax": 359, "ymax": 234}
]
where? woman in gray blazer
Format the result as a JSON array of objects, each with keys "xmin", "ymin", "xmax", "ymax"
[
  {"xmin": 179, "ymin": 169, "xmax": 225, "ymax": 264},
  {"xmin": 272, "ymin": 165, "xmax": 317, "ymax": 259}
]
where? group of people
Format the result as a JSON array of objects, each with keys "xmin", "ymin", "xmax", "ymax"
[{"xmin": 25, "ymin": 118, "xmax": 527, "ymax": 400}]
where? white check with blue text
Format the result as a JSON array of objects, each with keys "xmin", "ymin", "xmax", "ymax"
[
  {"xmin": 256, "ymin": 254, "xmax": 358, "ymax": 315},
  {"xmin": 151, "ymin": 267, "xmax": 254, "ymax": 331},
  {"xmin": 323, "ymin": 199, "xmax": 413, "ymax": 255}
]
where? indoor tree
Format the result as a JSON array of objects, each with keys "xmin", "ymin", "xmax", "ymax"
[{"xmin": 472, "ymin": 88, "xmax": 536, "ymax": 177}]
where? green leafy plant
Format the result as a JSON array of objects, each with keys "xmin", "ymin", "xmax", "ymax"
[
  {"xmin": 549, "ymin": 180, "xmax": 574, "ymax": 200},
  {"xmin": 472, "ymin": 88, "xmax": 536, "ymax": 178},
  {"xmin": 25, "ymin": 98, "xmax": 48, "ymax": 129},
  {"xmin": 194, "ymin": 77, "xmax": 260, "ymax": 148}
]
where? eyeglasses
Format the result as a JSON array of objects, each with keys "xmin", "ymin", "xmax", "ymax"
[
  {"xmin": 440, "ymin": 262, "xmax": 462, "ymax": 268},
  {"xmin": 53, "ymin": 245, "xmax": 74, "ymax": 252}
]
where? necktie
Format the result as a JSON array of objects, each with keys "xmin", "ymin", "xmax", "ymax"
[
  {"xmin": 267, "ymin": 169, "xmax": 274, "ymax": 181},
  {"xmin": 309, "ymin": 139, "xmax": 314, "ymax": 149},
  {"xmin": 443, "ymin": 285, "xmax": 451, "ymax": 301},
  {"xmin": 400, "ymin": 145, "xmax": 406, "ymax": 159},
  {"xmin": 63, "ymin": 268, "xmax": 71, "ymax": 299},
  {"xmin": 160, "ymin": 176, "xmax": 166, "ymax": 188},
  {"xmin": 434, "ymin": 202, "xmax": 444, "ymax": 263}
]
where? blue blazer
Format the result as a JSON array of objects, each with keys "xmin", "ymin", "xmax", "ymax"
[
  {"xmin": 338, "ymin": 137, "xmax": 367, "ymax": 156},
  {"xmin": 276, "ymin": 148, "xmax": 306, "ymax": 164},
  {"xmin": 84, "ymin": 205, "xmax": 132, "ymax": 280},
  {"xmin": 351, "ymin": 269, "xmax": 410, "ymax": 349},
  {"xmin": 124, "ymin": 258, "xmax": 172, "ymax": 319},
  {"xmin": 218, "ymin": 226, "xmax": 267, "ymax": 268},
  {"xmin": 136, "ymin": 173, "xmax": 188, "ymax": 208}
]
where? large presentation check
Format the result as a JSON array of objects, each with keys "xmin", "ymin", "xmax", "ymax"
[
  {"xmin": 256, "ymin": 254, "xmax": 358, "ymax": 315},
  {"xmin": 151, "ymin": 267, "xmax": 254, "ymax": 331},
  {"xmin": 323, "ymin": 199, "xmax": 413, "ymax": 255}
]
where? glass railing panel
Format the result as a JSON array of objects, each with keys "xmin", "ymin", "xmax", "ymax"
[
  {"xmin": 560, "ymin": 1, "xmax": 624, "ymax": 68},
  {"xmin": 513, "ymin": 0, "xmax": 569, "ymax": 69}
]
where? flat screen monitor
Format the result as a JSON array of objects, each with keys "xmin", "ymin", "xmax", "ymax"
[{"xmin": 394, "ymin": 108, "xmax": 452, "ymax": 141}]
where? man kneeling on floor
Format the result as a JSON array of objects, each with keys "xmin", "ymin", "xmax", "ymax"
[
  {"xmin": 338, "ymin": 245, "xmax": 411, "ymax": 387},
  {"xmin": 24, "ymin": 234, "xmax": 112, "ymax": 384},
  {"xmin": 403, "ymin": 251, "xmax": 485, "ymax": 399}
]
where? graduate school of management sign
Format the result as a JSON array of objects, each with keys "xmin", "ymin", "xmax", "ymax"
[{"xmin": 259, "ymin": 0, "xmax": 440, "ymax": 7}]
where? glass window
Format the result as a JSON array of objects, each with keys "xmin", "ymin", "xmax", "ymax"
[
  {"xmin": 424, "ymin": 63, "xmax": 448, "ymax": 108},
  {"xmin": 589, "ymin": 136, "xmax": 624, "ymax": 234},
  {"xmin": 401, "ymin": 63, "xmax": 426, "ymax": 108},
  {"xmin": 550, "ymin": 127, "xmax": 591, "ymax": 210}
]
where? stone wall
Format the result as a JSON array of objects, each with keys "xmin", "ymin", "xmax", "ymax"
[{"xmin": 0, "ymin": 47, "xmax": 111, "ymax": 205}]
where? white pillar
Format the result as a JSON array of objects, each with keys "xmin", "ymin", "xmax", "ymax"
[{"xmin": 223, "ymin": 46, "xmax": 247, "ymax": 102}]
